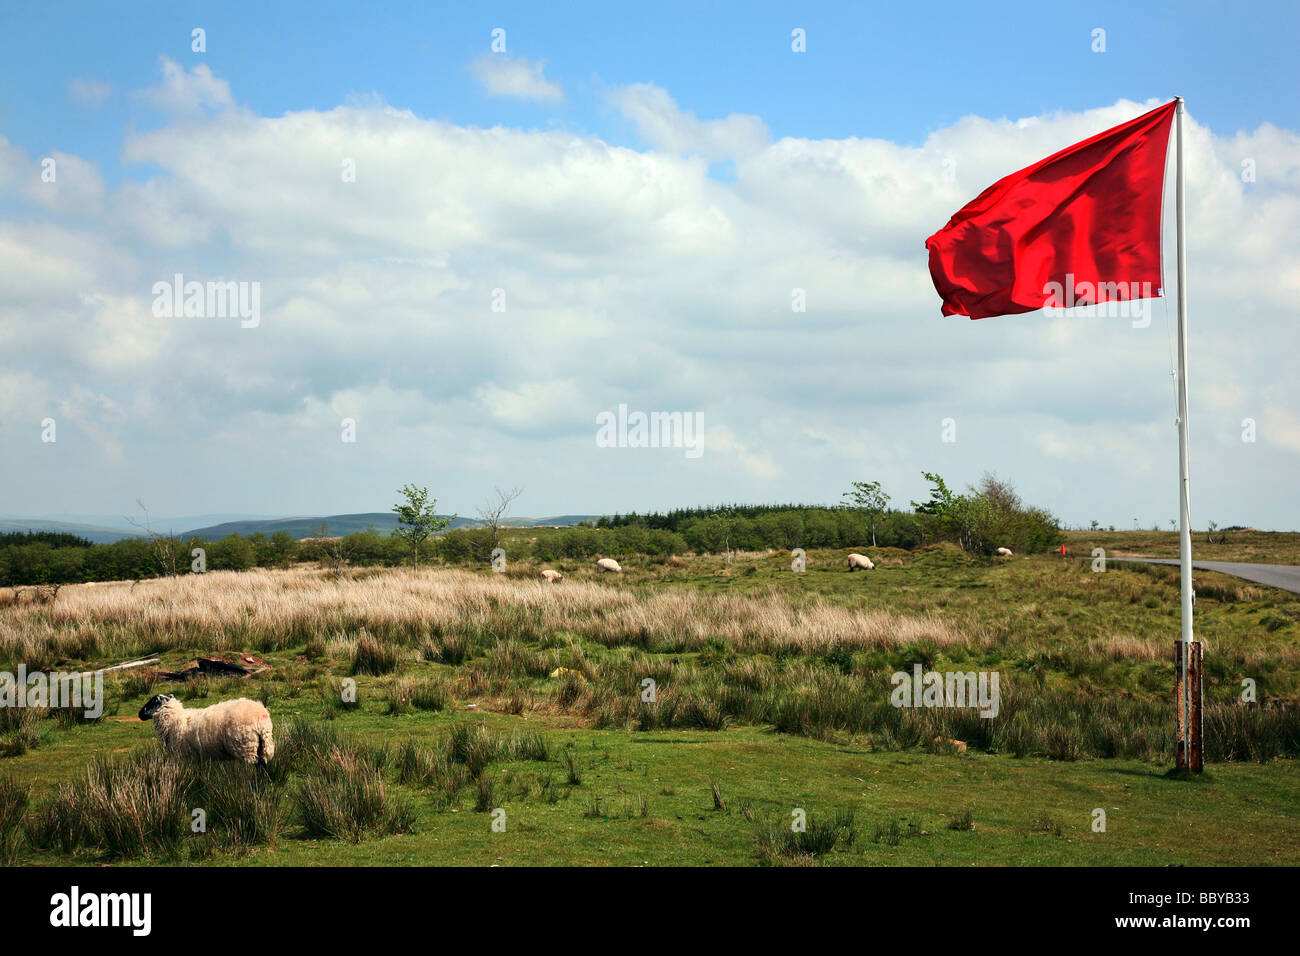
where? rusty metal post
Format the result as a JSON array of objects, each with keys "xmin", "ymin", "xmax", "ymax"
[
  {"xmin": 1188, "ymin": 641, "xmax": 1204, "ymax": 771},
  {"xmin": 1174, "ymin": 641, "xmax": 1187, "ymax": 770},
  {"xmin": 1174, "ymin": 639, "xmax": 1204, "ymax": 772}
]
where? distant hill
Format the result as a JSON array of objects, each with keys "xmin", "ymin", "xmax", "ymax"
[
  {"xmin": 0, "ymin": 513, "xmax": 275, "ymax": 544},
  {"xmin": 0, "ymin": 519, "xmax": 145, "ymax": 544},
  {"xmin": 500, "ymin": 515, "xmax": 600, "ymax": 528},
  {"xmin": 0, "ymin": 512, "xmax": 603, "ymax": 544},
  {"xmin": 181, "ymin": 513, "xmax": 466, "ymax": 540},
  {"xmin": 0, "ymin": 512, "xmax": 273, "ymax": 532},
  {"xmin": 180, "ymin": 513, "xmax": 601, "ymax": 541}
]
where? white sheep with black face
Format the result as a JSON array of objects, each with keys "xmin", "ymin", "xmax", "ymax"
[
  {"xmin": 540, "ymin": 569, "xmax": 563, "ymax": 582},
  {"xmin": 847, "ymin": 553, "xmax": 875, "ymax": 571},
  {"xmin": 596, "ymin": 558, "xmax": 622, "ymax": 573},
  {"xmin": 995, "ymin": 547, "xmax": 1014, "ymax": 557},
  {"xmin": 137, "ymin": 694, "xmax": 275, "ymax": 766}
]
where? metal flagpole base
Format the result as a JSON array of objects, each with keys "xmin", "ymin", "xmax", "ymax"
[{"xmin": 1174, "ymin": 640, "xmax": 1204, "ymax": 771}]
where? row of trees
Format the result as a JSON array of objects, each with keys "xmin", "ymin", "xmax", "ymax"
[
  {"xmin": 0, "ymin": 530, "xmax": 302, "ymax": 585},
  {"xmin": 0, "ymin": 474, "xmax": 1062, "ymax": 587},
  {"xmin": 600, "ymin": 473, "xmax": 1062, "ymax": 557}
]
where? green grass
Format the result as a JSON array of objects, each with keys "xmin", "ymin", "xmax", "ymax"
[
  {"xmin": 1, "ymin": 535, "xmax": 1297, "ymax": 866},
  {"xmin": 4, "ymin": 699, "xmax": 1297, "ymax": 866}
]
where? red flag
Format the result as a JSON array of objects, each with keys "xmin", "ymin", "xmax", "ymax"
[{"xmin": 925, "ymin": 101, "xmax": 1176, "ymax": 320}]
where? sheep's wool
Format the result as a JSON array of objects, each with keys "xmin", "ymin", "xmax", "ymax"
[{"xmin": 151, "ymin": 697, "xmax": 275, "ymax": 765}]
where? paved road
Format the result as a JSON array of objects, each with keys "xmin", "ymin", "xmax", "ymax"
[{"xmin": 1110, "ymin": 557, "xmax": 1300, "ymax": 595}]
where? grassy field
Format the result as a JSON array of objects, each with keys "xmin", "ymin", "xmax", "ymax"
[{"xmin": 1, "ymin": 535, "xmax": 1297, "ymax": 866}]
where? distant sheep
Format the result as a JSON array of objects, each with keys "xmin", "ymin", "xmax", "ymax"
[
  {"xmin": 596, "ymin": 557, "xmax": 622, "ymax": 573},
  {"xmin": 995, "ymin": 547, "xmax": 1013, "ymax": 557},
  {"xmin": 138, "ymin": 694, "xmax": 274, "ymax": 766},
  {"xmin": 847, "ymin": 553, "xmax": 875, "ymax": 571},
  {"xmin": 540, "ymin": 569, "xmax": 563, "ymax": 583}
]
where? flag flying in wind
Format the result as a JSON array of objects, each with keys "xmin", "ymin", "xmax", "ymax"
[{"xmin": 925, "ymin": 101, "xmax": 1177, "ymax": 320}]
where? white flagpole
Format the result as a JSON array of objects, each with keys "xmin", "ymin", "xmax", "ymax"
[{"xmin": 1174, "ymin": 96, "xmax": 1195, "ymax": 766}]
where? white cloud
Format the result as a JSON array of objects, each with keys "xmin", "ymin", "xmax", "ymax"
[
  {"xmin": 706, "ymin": 426, "xmax": 781, "ymax": 479},
  {"xmin": 476, "ymin": 380, "xmax": 587, "ymax": 431},
  {"xmin": 0, "ymin": 78, "xmax": 1297, "ymax": 526},
  {"xmin": 610, "ymin": 83, "xmax": 768, "ymax": 161},
  {"xmin": 468, "ymin": 55, "xmax": 563, "ymax": 102},
  {"xmin": 1261, "ymin": 406, "xmax": 1300, "ymax": 453},
  {"xmin": 136, "ymin": 57, "xmax": 234, "ymax": 116},
  {"xmin": 25, "ymin": 150, "xmax": 106, "ymax": 214}
]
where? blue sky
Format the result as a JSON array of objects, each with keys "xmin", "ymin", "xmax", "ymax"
[
  {"xmin": 0, "ymin": 1, "xmax": 1297, "ymax": 529},
  {"xmin": 4, "ymin": 1, "xmax": 1295, "ymax": 177}
]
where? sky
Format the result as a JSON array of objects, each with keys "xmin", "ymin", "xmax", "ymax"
[{"xmin": 0, "ymin": 0, "xmax": 1297, "ymax": 529}]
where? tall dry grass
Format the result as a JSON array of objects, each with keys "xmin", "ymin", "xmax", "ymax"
[{"xmin": 0, "ymin": 567, "xmax": 976, "ymax": 666}]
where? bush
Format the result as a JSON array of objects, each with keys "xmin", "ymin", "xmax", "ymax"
[
  {"xmin": 437, "ymin": 529, "xmax": 495, "ymax": 564},
  {"xmin": 913, "ymin": 472, "xmax": 1063, "ymax": 555},
  {"xmin": 207, "ymin": 534, "xmax": 256, "ymax": 572}
]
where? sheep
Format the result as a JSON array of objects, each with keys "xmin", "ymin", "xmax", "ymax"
[
  {"xmin": 137, "ymin": 693, "xmax": 274, "ymax": 766},
  {"xmin": 596, "ymin": 557, "xmax": 622, "ymax": 573},
  {"xmin": 540, "ymin": 569, "xmax": 563, "ymax": 583},
  {"xmin": 995, "ymin": 547, "xmax": 1013, "ymax": 557},
  {"xmin": 847, "ymin": 553, "xmax": 875, "ymax": 571}
]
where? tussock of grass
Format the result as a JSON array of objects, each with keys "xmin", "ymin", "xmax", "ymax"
[
  {"xmin": 386, "ymin": 677, "xmax": 451, "ymax": 715},
  {"xmin": 755, "ymin": 808, "xmax": 856, "ymax": 865},
  {"xmin": 0, "ymin": 775, "xmax": 29, "ymax": 864},
  {"xmin": 394, "ymin": 739, "xmax": 469, "ymax": 806},
  {"xmin": 26, "ymin": 750, "xmax": 192, "ymax": 859},
  {"xmin": 948, "ymin": 808, "xmax": 975, "ymax": 831},
  {"xmin": 294, "ymin": 764, "xmax": 414, "ymax": 842},
  {"xmin": 0, "ymin": 705, "xmax": 50, "ymax": 757},
  {"xmin": 352, "ymin": 629, "xmax": 402, "ymax": 676}
]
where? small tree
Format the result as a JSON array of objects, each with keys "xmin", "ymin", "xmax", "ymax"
[
  {"xmin": 911, "ymin": 471, "xmax": 957, "ymax": 516},
  {"xmin": 392, "ymin": 484, "xmax": 453, "ymax": 568},
  {"xmin": 842, "ymin": 480, "xmax": 891, "ymax": 548},
  {"xmin": 476, "ymin": 486, "xmax": 524, "ymax": 553},
  {"xmin": 310, "ymin": 520, "xmax": 350, "ymax": 577},
  {"xmin": 125, "ymin": 499, "xmax": 180, "ymax": 577},
  {"xmin": 718, "ymin": 508, "xmax": 739, "ymax": 562}
]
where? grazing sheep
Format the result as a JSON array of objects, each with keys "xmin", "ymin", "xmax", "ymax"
[
  {"xmin": 137, "ymin": 694, "xmax": 274, "ymax": 766},
  {"xmin": 995, "ymin": 547, "xmax": 1013, "ymax": 557},
  {"xmin": 596, "ymin": 557, "xmax": 622, "ymax": 573},
  {"xmin": 847, "ymin": 553, "xmax": 875, "ymax": 571},
  {"xmin": 540, "ymin": 569, "xmax": 563, "ymax": 583}
]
